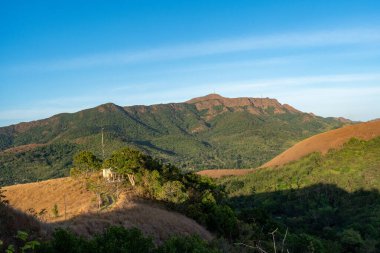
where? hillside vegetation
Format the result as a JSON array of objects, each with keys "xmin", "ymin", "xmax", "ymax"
[
  {"xmin": 219, "ymin": 137, "xmax": 380, "ymax": 252},
  {"xmin": 1, "ymin": 147, "xmax": 233, "ymax": 252},
  {"xmin": 0, "ymin": 94, "xmax": 348, "ymax": 186},
  {"xmin": 3, "ymin": 177, "xmax": 212, "ymax": 243},
  {"xmin": 3, "ymin": 137, "xmax": 380, "ymax": 252}
]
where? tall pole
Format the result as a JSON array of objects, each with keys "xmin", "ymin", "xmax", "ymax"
[
  {"xmin": 101, "ymin": 127, "xmax": 105, "ymax": 160},
  {"xmin": 64, "ymin": 194, "xmax": 67, "ymax": 220}
]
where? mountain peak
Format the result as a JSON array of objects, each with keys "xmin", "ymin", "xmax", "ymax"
[
  {"xmin": 186, "ymin": 93, "xmax": 225, "ymax": 103},
  {"xmin": 96, "ymin": 103, "xmax": 122, "ymax": 113},
  {"xmin": 186, "ymin": 94, "xmax": 299, "ymax": 115}
]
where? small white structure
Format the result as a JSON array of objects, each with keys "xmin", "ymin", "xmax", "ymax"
[{"xmin": 102, "ymin": 168, "xmax": 124, "ymax": 182}]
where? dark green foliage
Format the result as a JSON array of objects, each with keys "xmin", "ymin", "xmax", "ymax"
[
  {"xmin": 38, "ymin": 227, "xmax": 218, "ymax": 253},
  {"xmin": 340, "ymin": 229, "xmax": 364, "ymax": 252},
  {"xmin": 101, "ymin": 147, "xmax": 238, "ymax": 238},
  {"xmin": 221, "ymin": 137, "xmax": 380, "ymax": 253},
  {"xmin": 72, "ymin": 150, "xmax": 102, "ymax": 175},
  {"xmin": 0, "ymin": 133, "xmax": 12, "ymax": 150},
  {"xmin": 0, "ymin": 143, "xmax": 78, "ymax": 186},
  {"xmin": 38, "ymin": 229, "xmax": 92, "ymax": 253},
  {"xmin": 157, "ymin": 235, "xmax": 220, "ymax": 253},
  {"xmin": 104, "ymin": 147, "xmax": 161, "ymax": 175},
  {"xmin": 92, "ymin": 227, "xmax": 155, "ymax": 253},
  {"xmin": 0, "ymin": 101, "xmax": 347, "ymax": 186}
]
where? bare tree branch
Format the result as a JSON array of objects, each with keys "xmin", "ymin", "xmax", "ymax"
[
  {"xmin": 281, "ymin": 228, "xmax": 288, "ymax": 253},
  {"xmin": 269, "ymin": 228, "xmax": 278, "ymax": 253},
  {"xmin": 234, "ymin": 242, "xmax": 269, "ymax": 253}
]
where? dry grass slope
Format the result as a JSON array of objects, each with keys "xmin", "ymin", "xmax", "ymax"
[
  {"xmin": 198, "ymin": 120, "xmax": 380, "ymax": 178},
  {"xmin": 197, "ymin": 169, "xmax": 254, "ymax": 178},
  {"xmin": 3, "ymin": 177, "xmax": 212, "ymax": 244},
  {"xmin": 262, "ymin": 120, "xmax": 380, "ymax": 168}
]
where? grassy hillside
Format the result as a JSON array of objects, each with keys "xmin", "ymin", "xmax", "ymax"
[
  {"xmin": 0, "ymin": 94, "xmax": 347, "ymax": 186},
  {"xmin": 263, "ymin": 120, "xmax": 380, "ymax": 168},
  {"xmin": 3, "ymin": 177, "xmax": 212, "ymax": 244},
  {"xmin": 220, "ymin": 137, "xmax": 380, "ymax": 252}
]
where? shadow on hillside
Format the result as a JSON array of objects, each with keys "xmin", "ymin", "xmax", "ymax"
[
  {"xmin": 0, "ymin": 203, "xmax": 49, "ymax": 245},
  {"xmin": 48, "ymin": 198, "xmax": 212, "ymax": 244},
  {"xmin": 229, "ymin": 183, "xmax": 380, "ymax": 247},
  {"xmin": 132, "ymin": 140, "xmax": 176, "ymax": 155}
]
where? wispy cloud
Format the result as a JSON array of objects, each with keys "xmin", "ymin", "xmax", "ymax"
[
  {"xmin": 216, "ymin": 73, "xmax": 380, "ymax": 93},
  {"xmin": 13, "ymin": 28, "xmax": 380, "ymax": 72},
  {"xmin": 1, "ymin": 72, "xmax": 379, "ymax": 126}
]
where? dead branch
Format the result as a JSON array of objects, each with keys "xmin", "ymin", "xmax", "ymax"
[
  {"xmin": 269, "ymin": 228, "xmax": 278, "ymax": 253},
  {"xmin": 234, "ymin": 242, "xmax": 269, "ymax": 253},
  {"xmin": 281, "ymin": 228, "xmax": 288, "ymax": 253}
]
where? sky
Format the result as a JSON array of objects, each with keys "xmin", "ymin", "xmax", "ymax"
[{"xmin": 1, "ymin": 0, "xmax": 380, "ymax": 126}]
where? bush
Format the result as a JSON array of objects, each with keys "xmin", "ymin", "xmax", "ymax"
[
  {"xmin": 159, "ymin": 181, "xmax": 189, "ymax": 204},
  {"xmin": 38, "ymin": 227, "xmax": 218, "ymax": 253},
  {"xmin": 157, "ymin": 235, "xmax": 220, "ymax": 253}
]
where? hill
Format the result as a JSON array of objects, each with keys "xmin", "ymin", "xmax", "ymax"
[
  {"xmin": 218, "ymin": 136, "xmax": 380, "ymax": 252},
  {"xmin": 262, "ymin": 120, "xmax": 380, "ymax": 168},
  {"xmin": 0, "ymin": 94, "xmax": 349, "ymax": 186},
  {"xmin": 198, "ymin": 120, "xmax": 380, "ymax": 178},
  {"xmin": 3, "ymin": 177, "xmax": 212, "ymax": 244}
]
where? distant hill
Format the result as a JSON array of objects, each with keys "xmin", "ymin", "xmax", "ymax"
[
  {"xmin": 198, "ymin": 120, "xmax": 380, "ymax": 178},
  {"xmin": 3, "ymin": 177, "xmax": 212, "ymax": 244},
  {"xmin": 0, "ymin": 94, "xmax": 349, "ymax": 186},
  {"xmin": 262, "ymin": 120, "xmax": 380, "ymax": 168}
]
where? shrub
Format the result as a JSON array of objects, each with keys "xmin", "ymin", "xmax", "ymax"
[{"xmin": 157, "ymin": 235, "xmax": 220, "ymax": 253}]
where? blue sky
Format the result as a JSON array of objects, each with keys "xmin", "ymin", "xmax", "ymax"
[{"xmin": 1, "ymin": 0, "xmax": 380, "ymax": 126}]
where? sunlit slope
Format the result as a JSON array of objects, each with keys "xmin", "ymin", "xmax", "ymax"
[
  {"xmin": 221, "ymin": 136, "xmax": 380, "ymax": 195},
  {"xmin": 262, "ymin": 120, "xmax": 380, "ymax": 168},
  {"xmin": 3, "ymin": 177, "xmax": 212, "ymax": 243}
]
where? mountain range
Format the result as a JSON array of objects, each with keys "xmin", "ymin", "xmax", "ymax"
[{"xmin": 0, "ymin": 94, "xmax": 350, "ymax": 186}]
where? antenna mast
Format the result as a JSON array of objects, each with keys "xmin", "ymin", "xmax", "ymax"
[{"xmin": 101, "ymin": 127, "xmax": 105, "ymax": 160}]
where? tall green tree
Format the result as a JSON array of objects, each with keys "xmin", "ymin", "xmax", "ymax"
[
  {"xmin": 103, "ymin": 147, "xmax": 161, "ymax": 186},
  {"xmin": 72, "ymin": 151, "xmax": 101, "ymax": 177}
]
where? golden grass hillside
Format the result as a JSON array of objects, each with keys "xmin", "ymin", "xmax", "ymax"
[
  {"xmin": 3, "ymin": 177, "xmax": 212, "ymax": 243},
  {"xmin": 262, "ymin": 120, "xmax": 380, "ymax": 168},
  {"xmin": 198, "ymin": 120, "xmax": 380, "ymax": 178},
  {"xmin": 197, "ymin": 168, "xmax": 254, "ymax": 178}
]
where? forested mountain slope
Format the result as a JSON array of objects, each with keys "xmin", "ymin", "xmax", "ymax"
[{"xmin": 0, "ymin": 94, "xmax": 348, "ymax": 186}]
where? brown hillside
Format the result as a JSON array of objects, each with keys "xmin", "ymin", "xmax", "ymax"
[
  {"xmin": 186, "ymin": 93, "xmax": 301, "ymax": 114},
  {"xmin": 3, "ymin": 177, "xmax": 212, "ymax": 243},
  {"xmin": 198, "ymin": 120, "xmax": 380, "ymax": 178},
  {"xmin": 262, "ymin": 120, "xmax": 380, "ymax": 168},
  {"xmin": 197, "ymin": 169, "xmax": 254, "ymax": 178}
]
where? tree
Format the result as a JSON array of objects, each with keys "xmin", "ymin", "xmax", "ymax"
[
  {"xmin": 340, "ymin": 229, "xmax": 364, "ymax": 253},
  {"xmin": 159, "ymin": 181, "xmax": 189, "ymax": 204},
  {"xmin": 103, "ymin": 147, "xmax": 159, "ymax": 186},
  {"xmin": 72, "ymin": 151, "xmax": 101, "ymax": 177},
  {"xmin": 157, "ymin": 235, "xmax": 220, "ymax": 253}
]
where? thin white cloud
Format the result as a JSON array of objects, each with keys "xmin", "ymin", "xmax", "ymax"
[
  {"xmin": 13, "ymin": 28, "xmax": 380, "ymax": 72},
  {"xmin": 217, "ymin": 73, "xmax": 380, "ymax": 93},
  {"xmin": 1, "ymin": 72, "xmax": 379, "ymax": 125}
]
